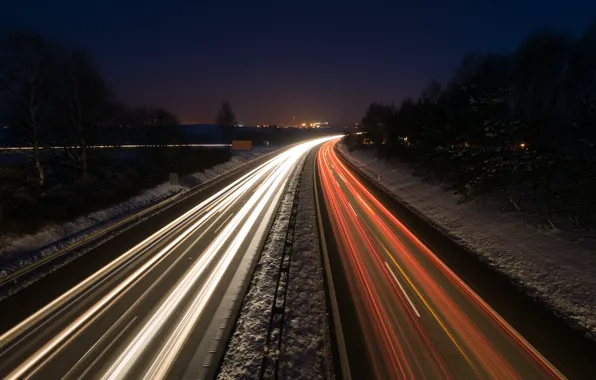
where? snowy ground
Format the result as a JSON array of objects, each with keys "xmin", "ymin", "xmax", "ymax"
[
  {"xmin": 217, "ymin": 155, "xmax": 302, "ymax": 380},
  {"xmin": 218, "ymin": 150, "xmax": 334, "ymax": 380},
  {"xmin": 279, "ymin": 151, "xmax": 334, "ymax": 379},
  {"xmin": 0, "ymin": 146, "xmax": 279, "ymax": 280},
  {"xmin": 338, "ymin": 143, "xmax": 596, "ymax": 339}
]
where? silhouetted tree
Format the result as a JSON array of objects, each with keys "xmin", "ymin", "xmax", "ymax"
[
  {"xmin": 216, "ymin": 100, "xmax": 236, "ymax": 144},
  {"xmin": 0, "ymin": 29, "xmax": 205, "ymax": 236},
  {"xmin": 514, "ymin": 29, "xmax": 572, "ymax": 151},
  {"xmin": 0, "ymin": 29, "xmax": 59, "ymax": 186},
  {"xmin": 359, "ymin": 19, "xmax": 596, "ymax": 229},
  {"xmin": 216, "ymin": 100, "xmax": 236, "ymax": 127},
  {"xmin": 54, "ymin": 50, "xmax": 113, "ymax": 179},
  {"xmin": 361, "ymin": 102, "xmax": 393, "ymax": 144},
  {"xmin": 420, "ymin": 80, "xmax": 442, "ymax": 103}
]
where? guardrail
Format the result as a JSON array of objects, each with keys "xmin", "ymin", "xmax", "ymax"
[{"xmin": 313, "ymin": 152, "xmax": 352, "ymax": 380}]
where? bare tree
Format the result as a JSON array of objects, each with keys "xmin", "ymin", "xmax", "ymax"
[
  {"xmin": 54, "ymin": 50, "xmax": 112, "ymax": 180},
  {"xmin": 216, "ymin": 100, "xmax": 236, "ymax": 127},
  {"xmin": 0, "ymin": 29, "xmax": 58, "ymax": 186},
  {"xmin": 216, "ymin": 100, "xmax": 237, "ymax": 144}
]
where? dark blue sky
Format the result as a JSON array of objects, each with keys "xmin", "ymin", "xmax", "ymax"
[{"xmin": 3, "ymin": 1, "xmax": 596, "ymax": 124}]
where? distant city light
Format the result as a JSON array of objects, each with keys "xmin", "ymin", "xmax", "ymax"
[{"xmin": 292, "ymin": 121, "xmax": 329, "ymax": 128}]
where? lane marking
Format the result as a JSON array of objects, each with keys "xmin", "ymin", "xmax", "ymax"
[
  {"xmin": 75, "ymin": 316, "xmax": 138, "ymax": 380},
  {"xmin": 62, "ymin": 219, "xmax": 216, "ymax": 380},
  {"xmin": 347, "ymin": 202, "xmax": 358, "ymax": 218},
  {"xmin": 356, "ymin": 194, "xmax": 372, "ymax": 212},
  {"xmin": 3, "ymin": 158, "xmax": 276, "ymax": 379},
  {"xmin": 383, "ymin": 247, "xmax": 480, "ymax": 376},
  {"xmin": 355, "ymin": 211, "xmax": 481, "ymax": 375},
  {"xmin": 2, "ymin": 138, "xmax": 341, "ymax": 380},
  {"xmin": 0, "ymin": 158, "xmax": 270, "ymax": 358},
  {"xmin": 384, "ymin": 261, "xmax": 421, "ymax": 318},
  {"xmin": 214, "ymin": 213, "xmax": 234, "ymax": 234}
]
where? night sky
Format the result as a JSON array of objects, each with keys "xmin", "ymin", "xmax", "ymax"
[{"xmin": 3, "ymin": 1, "xmax": 596, "ymax": 125}]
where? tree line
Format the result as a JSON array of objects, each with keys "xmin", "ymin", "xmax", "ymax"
[
  {"xmin": 0, "ymin": 29, "xmax": 240, "ymax": 234},
  {"xmin": 0, "ymin": 29, "xmax": 180, "ymax": 186},
  {"xmin": 358, "ymin": 21, "xmax": 596, "ymax": 230}
]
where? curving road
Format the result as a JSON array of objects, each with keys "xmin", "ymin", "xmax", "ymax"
[
  {"xmin": 0, "ymin": 137, "xmax": 334, "ymax": 380},
  {"xmin": 316, "ymin": 139, "xmax": 563, "ymax": 379}
]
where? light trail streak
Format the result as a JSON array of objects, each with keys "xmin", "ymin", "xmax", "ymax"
[
  {"xmin": 0, "ymin": 159, "xmax": 269, "ymax": 355},
  {"xmin": 74, "ymin": 316, "xmax": 138, "ymax": 380},
  {"xmin": 0, "ymin": 144, "xmax": 229, "ymax": 151},
  {"xmin": 1, "ymin": 136, "xmax": 338, "ymax": 379},
  {"xmin": 102, "ymin": 143, "xmax": 319, "ymax": 379},
  {"xmin": 141, "ymin": 163, "xmax": 292, "ymax": 379},
  {"xmin": 214, "ymin": 213, "xmax": 234, "ymax": 233},
  {"xmin": 317, "ymin": 140, "xmax": 563, "ymax": 379},
  {"xmin": 1, "ymin": 161, "xmax": 266, "ymax": 362}
]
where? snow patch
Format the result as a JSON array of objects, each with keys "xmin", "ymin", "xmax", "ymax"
[
  {"xmin": 279, "ymin": 154, "xmax": 335, "ymax": 380},
  {"xmin": 218, "ymin": 150, "xmax": 334, "ymax": 380},
  {"xmin": 339, "ymin": 143, "xmax": 596, "ymax": 338},
  {"xmin": 217, "ymin": 154, "xmax": 302, "ymax": 380},
  {"xmin": 0, "ymin": 183, "xmax": 183, "ymax": 278}
]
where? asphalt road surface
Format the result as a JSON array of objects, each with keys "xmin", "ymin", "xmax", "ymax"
[
  {"xmin": 317, "ymin": 140, "xmax": 564, "ymax": 379},
  {"xmin": 0, "ymin": 137, "xmax": 335, "ymax": 380}
]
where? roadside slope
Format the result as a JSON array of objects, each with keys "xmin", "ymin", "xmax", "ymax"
[
  {"xmin": 337, "ymin": 143, "xmax": 596, "ymax": 338},
  {"xmin": 0, "ymin": 147, "xmax": 280, "ymax": 283},
  {"xmin": 335, "ymin": 142, "xmax": 596, "ymax": 378},
  {"xmin": 0, "ymin": 146, "xmax": 286, "ymax": 331}
]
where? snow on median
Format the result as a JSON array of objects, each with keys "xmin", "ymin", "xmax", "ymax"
[
  {"xmin": 279, "ymin": 151, "xmax": 334, "ymax": 379},
  {"xmin": 338, "ymin": 143, "xmax": 596, "ymax": 339},
  {"xmin": 218, "ymin": 151, "xmax": 334, "ymax": 380}
]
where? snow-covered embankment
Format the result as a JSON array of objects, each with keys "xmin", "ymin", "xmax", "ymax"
[
  {"xmin": 0, "ymin": 147, "xmax": 279, "ymax": 280},
  {"xmin": 338, "ymin": 143, "xmax": 596, "ymax": 338}
]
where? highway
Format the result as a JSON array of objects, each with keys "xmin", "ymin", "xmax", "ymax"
[
  {"xmin": 316, "ymin": 140, "xmax": 563, "ymax": 379},
  {"xmin": 0, "ymin": 137, "xmax": 334, "ymax": 380}
]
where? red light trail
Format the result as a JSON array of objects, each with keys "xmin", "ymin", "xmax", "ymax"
[{"xmin": 317, "ymin": 139, "xmax": 563, "ymax": 379}]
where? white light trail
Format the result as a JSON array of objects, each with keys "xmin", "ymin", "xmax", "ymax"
[
  {"xmin": 2, "ymin": 136, "xmax": 340, "ymax": 379},
  {"xmin": 2, "ymin": 152, "xmax": 282, "ymax": 379},
  {"xmin": 0, "ymin": 144, "xmax": 229, "ymax": 151},
  {"xmin": 101, "ymin": 137, "xmax": 337, "ymax": 379},
  {"xmin": 0, "ymin": 158, "xmax": 269, "ymax": 353}
]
